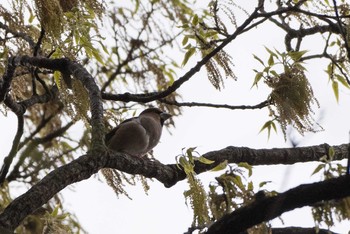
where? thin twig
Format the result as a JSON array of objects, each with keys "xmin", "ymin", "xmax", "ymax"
[{"xmin": 159, "ymin": 99, "xmax": 269, "ymax": 110}]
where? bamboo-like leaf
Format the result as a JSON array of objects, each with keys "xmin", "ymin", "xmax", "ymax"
[
  {"xmin": 210, "ymin": 160, "xmax": 228, "ymax": 172},
  {"xmin": 54, "ymin": 71, "xmax": 61, "ymax": 89},
  {"xmin": 198, "ymin": 156, "xmax": 214, "ymax": 164},
  {"xmin": 311, "ymin": 163, "xmax": 325, "ymax": 176},
  {"xmin": 92, "ymin": 49, "xmax": 104, "ymax": 65},
  {"xmin": 192, "ymin": 14, "xmax": 199, "ymax": 26},
  {"xmin": 265, "ymin": 47, "xmax": 278, "ymax": 57},
  {"xmin": 252, "ymin": 72, "xmax": 263, "ymax": 87},
  {"xmin": 332, "ymin": 80, "xmax": 339, "ymax": 102},
  {"xmin": 51, "ymin": 205, "xmax": 60, "ymax": 217},
  {"xmin": 259, "ymin": 181, "xmax": 271, "ymax": 188},
  {"xmin": 335, "ymin": 74, "xmax": 350, "ymax": 89},
  {"xmin": 182, "ymin": 47, "xmax": 196, "ymax": 66},
  {"xmin": 237, "ymin": 162, "xmax": 253, "ymax": 177},
  {"xmin": 288, "ymin": 50, "xmax": 308, "ymax": 61},
  {"xmin": 182, "ymin": 36, "xmax": 189, "ymax": 46},
  {"xmin": 328, "ymin": 146, "xmax": 335, "ymax": 160},
  {"xmin": 253, "ymin": 54, "xmax": 264, "ymax": 66},
  {"xmin": 259, "ymin": 120, "xmax": 276, "ymax": 139},
  {"xmin": 232, "ymin": 175, "xmax": 244, "ymax": 191},
  {"xmin": 268, "ymin": 54, "xmax": 274, "ymax": 66},
  {"xmin": 248, "ymin": 181, "xmax": 254, "ymax": 191}
]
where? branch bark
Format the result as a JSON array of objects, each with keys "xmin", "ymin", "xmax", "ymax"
[
  {"xmin": 0, "ymin": 143, "xmax": 348, "ymax": 230},
  {"xmin": 206, "ymin": 175, "xmax": 350, "ymax": 234}
]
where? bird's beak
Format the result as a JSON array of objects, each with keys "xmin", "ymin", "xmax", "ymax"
[{"xmin": 160, "ymin": 112, "xmax": 172, "ymax": 121}]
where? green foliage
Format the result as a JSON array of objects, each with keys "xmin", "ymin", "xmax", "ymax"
[
  {"xmin": 208, "ymin": 165, "xmax": 273, "ymax": 233},
  {"xmin": 177, "ymin": 147, "xmax": 213, "ymax": 228},
  {"xmin": 179, "ymin": 1, "xmax": 237, "ymax": 90},
  {"xmin": 253, "ymin": 48, "xmax": 320, "ymax": 139},
  {"xmin": 176, "ymin": 148, "xmax": 274, "ymax": 233},
  {"xmin": 259, "ymin": 120, "xmax": 277, "ymax": 139},
  {"xmin": 325, "ymin": 62, "xmax": 350, "ymax": 103},
  {"xmin": 61, "ymin": 79, "xmax": 90, "ymax": 123},
  {"xmin": 100, "ymin": 167, "xmax": 151, "ymax": 199},
  {"xmin": 310, "ymin": 147, "xmax": 349, "ymax": 228}
]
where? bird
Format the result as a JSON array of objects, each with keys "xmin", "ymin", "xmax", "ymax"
[{"xmin": 105, "ymin": 108, "xmax": 172, "ymax": 157}]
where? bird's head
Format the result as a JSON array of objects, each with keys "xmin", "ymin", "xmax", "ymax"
[{"xmin": 140, "ymin": 108, "xmax": 172, "ymax": 125}]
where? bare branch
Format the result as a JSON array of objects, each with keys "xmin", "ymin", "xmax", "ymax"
[
  {"xmin": 0, "ymin": 115, "xmax": 24, "ymax": 184},
  {"xmin": 159, "ymin": 99, "xmax": 269, "ymax": 110}
]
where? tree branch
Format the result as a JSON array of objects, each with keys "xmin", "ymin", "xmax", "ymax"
[
  {"xmin": 159, "ymin": 99, "xmax": 269, "ymax": 110},
  {"xmin": 101, "ymin": 4, "xmax": 264, "ymax": 103},
  {"xmin": 0, "ymin": 142, "xmax": 348, "ymax": 231},
  {"xmin": 205, "ymin": 175, "xmax": 350, "ymax": 234},
  {"xmin": 0, "ymin": 153, "xmax": 106, "ymax": 230},
  {"xmin": 10, "ymin": 56, "xmax": 105, "ymax": 149},
  {"xmin": 0, "ymin": 115, "xmax": 24, "ymax": 184}
]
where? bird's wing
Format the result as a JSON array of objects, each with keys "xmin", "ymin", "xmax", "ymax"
[{"xmin": 105, "ymin": 117, "xmax": 138, "ymax": 144}]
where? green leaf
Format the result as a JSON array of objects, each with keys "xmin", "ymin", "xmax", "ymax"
[
  {"xmin": 186, "ymin": 147, "xmax": 196, "ymax": 163},
  {"xmin": 54, "ymin": 71, "xmax": 61, "ymax": 89},
  {"xmin": 232, "ymin": 176, "xmax": 244, "ymax": 191},
  {"xmin": 332, "ymin": 80, "xmax": 339, "ymax": 102},
  {"xmin": 51, "ymin": 205, "xmax": 60, "ymax": 217},
  {"xmin": 335, "ymin": 74, "xmax": 350, "ymax": 89},
  {"xmin": 268, "ymin": 54, "xmax": 274, "ymax": 66},
  {"xmin": 182, "ymin": 36, "xmax": 189, "ymax": 46},
  {"xmin": 252, "ymin": 72, "xmax": 263, "ymax": 88},
  {"xmin": 56, "ymin": 213, "xmax": 69, "ymax": 220},
  {"xmin": 325, "ymin": 63, "xmax": 333, "ymax": 77},
  {"xmin": 288, "ymin": 50, "xmax": 308, "ymax": 61},
  {"xmin": 319, "ymin": 155, "xmax": 328, "ymax": 163},
  {"xmin": 192, "ymin": 14, "xmax": 199, "ymax": 26},
  {"xmin": 182, "ymin": 47, "xmax": 196, "ymax": 66},
  {"xmin": 248, "ymin": 181, "xmax": 254, "ymax": 191},
  {"xmin": 328, "ymin": 146, "xmax": 335, "ymax": 160},
  {"xmin": 311, "ymin": 163, "xmax": 325, "ymax": 176},
  {"xmin": 91, "ymin": 49, "xmax": 104, "ymax": 65},
  {"xmin": 98, "ymin": 41, "xmax": 110, "ymax": 54},
  {"xmin": 198, "ymin": 156, "xmax": 214, "ymax": 164},
  {"xmin": 179, "ymin": 157, "xmax": 194, "ymax": 175},
  {"xmin": 28, "ymin": 9, "xmax": 35, "ymax": 23},
  {"xmin": 259, "ymin": 181, "xmax": 271, "ymax": 188},
  {"xmin": 237, "ymin": 162, "xmax": 253, "ymax": 177},
  {"xmin": 205, "ymin": 31, "xmax": 218, "ymax": 38},
  {"xmin": 265, "ymin": 47, "xmax": 278, "ymax": 57},
  {"xmin": 270, "ymin": 70, "xmax": 279, "ymax": 78},
  {"xmin": 210, "ymin": 160, "xmax": 228, "ymax": 172},
  {"xmin": 253, "ymin": 54, "xmax": 264, "ymax": 66},
  {"xmin": 259, "ymin": 120, "xmax": 277, "ymax": 139}
]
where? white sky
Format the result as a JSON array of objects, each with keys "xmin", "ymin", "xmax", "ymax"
[{"xmin": 1, "ymin": 0, "xmax": 350, "ymax": 233}]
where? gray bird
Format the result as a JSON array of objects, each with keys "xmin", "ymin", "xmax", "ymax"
[{"xmin": 105, "ymin": 108, "xmax": 171, "ymax": 157}]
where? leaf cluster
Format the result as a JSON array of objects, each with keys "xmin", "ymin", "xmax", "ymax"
[
  {"xmin": 180, "ymin": 0, "xmax": 239, "ymax": 90},
  {"xmin": 254, "ymin": 48, "xmax": 320, "ymax": 139},
  {"xmin": 311, "ymin": 147, "xmax": 350, "ymax": 228}
]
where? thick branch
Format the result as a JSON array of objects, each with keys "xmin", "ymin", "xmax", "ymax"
[
  {"xmin": 10, "ymin": 56, "xmax": 104, "ymax": 148},
  {"xmin": 206, "ymin": 175, "xmax": 350, "ymax": 234},
  {"xmin": 0, "ymin": 143, "xmax": 348, "ymax": 230},
  {"xmin": 271, "ymin": 227, "xmax": 338, "ymax": 234},
  {"xmin": 0, "ymin": 153, "xmax": 108, "ymax": 230}
]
